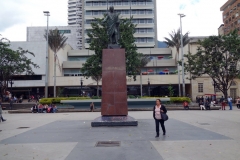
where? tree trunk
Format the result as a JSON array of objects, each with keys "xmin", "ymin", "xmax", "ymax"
[
  {"xmin": 97, "ymin": 80, "xmax": 99, "ymax": 97},
  {"xmin": 54, "ymin": 53, "xmax": 56, "ymax": 97},
  {"xmin": 140, "ymin": 72, "xmax": 142, "ymax": 97},
  {"xmin": 223, "ymin": 85, "xmax": 228, "ymax": 100}
]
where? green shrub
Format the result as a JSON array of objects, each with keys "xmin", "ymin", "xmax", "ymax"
[
  {"xmin": 135, "ymin": 95, "xmax": 140, "ymax": 98},
  {"xmin": 39, "ymin": 97, "xmax": 91, "ymax": 104},
  {"xmin": 39, "ymin": 98, "xmax": 52, "ymax": 104},
  {"xmin": 92, "ymin": 96, "xmax": 101, "ymax": 99},
  {"xmin": 128, "ymin": 95, "xmax": 136, "ymax": 99},
  {"xmin": 170, "ymin": 97, "xmax": 191, "ymax": 103},
  {"xmin": 52, "ymin": 98, "xmax": 67, "ymax": 103}
]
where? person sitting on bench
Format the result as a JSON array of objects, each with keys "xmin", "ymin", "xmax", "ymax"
[
  {"xmin": 183, "ymin": 101, "xmax": 189, "ymax": 110},
  {"xmin": 199, "ymin": 100, "xmax": 205, "ymax": 110},
  {"xmin": 205, "ymin": 100, "xmax": 211, "ymax": 110},
  {"xmin": 31, "ymin": 104, "xmax": 38, "ymax": 113}
]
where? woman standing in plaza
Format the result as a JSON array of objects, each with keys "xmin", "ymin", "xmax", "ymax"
[{"xmin": 153, "ymin": 99, "xmax": 167, "ymax": 137}]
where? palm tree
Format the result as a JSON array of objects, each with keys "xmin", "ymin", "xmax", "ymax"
[
  {"xmin": 44, "ymin": 28, "xmax": 68, "ymax": 97},
  {"xmin": 164, "ymin": 28, "xmax": 190, "ymax": 96},
  {"xmin": 138, "ymin": 54, "xmax": 151, "ymax": 97}
]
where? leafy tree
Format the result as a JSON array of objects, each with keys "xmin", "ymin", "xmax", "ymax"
[
  {"xmin": 164, "ymin": 29, "xmax": 190, "ymax": 96},
  {"xmin": 82, "ymin": 16, "xmax": 148, "ymax": 95},
  {"xmin": 168, "ymin": 84, "xmax": 174, "ymax": 97},
  {"xmin": 44, "ymin": 28, "xmax": 68, "ymax": 97},
  {"xmin": 81, "ymin": 54, "xmax": 102, "ymax": 97},
  {"xmin": 56, "ymin": 86, "xmax": 64, "ymax": 97},
  {"xmin": 0, "ymin": 35, "xmax": 39, "ymax": 97},
  {"xmin": 183, "ymin": 30, "xmax": 240, "ymax": 99}
]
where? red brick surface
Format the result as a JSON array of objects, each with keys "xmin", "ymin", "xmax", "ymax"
[{"xmin": 101, "ymin": 49, "xmax": 128, "ymax": 116}]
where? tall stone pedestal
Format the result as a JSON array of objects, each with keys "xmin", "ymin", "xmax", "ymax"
[{"xmin": 101, "ymin": 49, "xmax": 128, "ymax": 116}]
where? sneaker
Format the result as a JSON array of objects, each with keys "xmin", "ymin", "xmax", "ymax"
[
  {"xmin": 163, "ymin": 133, "xmax": 166, "ymax": 135},
  {"xmin": 2, "ymin": 119, "xmax": 6, "ymax": 122}
]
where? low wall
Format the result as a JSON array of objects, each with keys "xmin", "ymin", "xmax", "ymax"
[
  {"xmin": 60, "ymin": 98, "xmax": 171, "ymax": 109},
  {"xmin": 1, "ymin": 103, "xmax": 35, "ymax": 110},
  {"xmin": 8, "ymin": 106, "xmax": 221, "ymax": 114}
]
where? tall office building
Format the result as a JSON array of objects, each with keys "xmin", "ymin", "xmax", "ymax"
[
  {"xmin": 220, "ymin": 0, "xmax": 240, "ymax": 35},
  {"xmin": 68, "ymin": 0, "xmax": 83, "ymax": 49},
  {"xmin": 68, "ymin": 0, "xmax": 157, "ymax": 49}
]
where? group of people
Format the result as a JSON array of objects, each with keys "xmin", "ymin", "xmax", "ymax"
[
  {"xmin": 28, "ymin": 95, "xmax": 41, "ymax": 103},
  {"xmin": 220, "ymin": 96, "xmax": 240, "ymax": 110},
  {"xmin": 196, "ymin": 95, "xmax": 240, "ymax": 110},
  {"xmin": 31, "ymin": 103, "xmax": 57, "ymax": 113}
]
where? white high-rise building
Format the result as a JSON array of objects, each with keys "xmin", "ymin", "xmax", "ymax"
[{"xmin": 68, "ymin": 0, "xmax": 157, "ymax": 49}]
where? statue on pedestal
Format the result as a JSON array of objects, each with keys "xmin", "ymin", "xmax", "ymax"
[{"xmin": 102, "ymin": 6, "xmax": 120, "ymax": 48}]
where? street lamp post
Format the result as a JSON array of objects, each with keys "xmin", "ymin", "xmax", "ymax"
[
  {"xmin": 43, "ymin": 11, "xmax": 50, "ymax": 98},
  {"xmin": 212, "ymin": 81, "xmax": 216, "ymax": 101},
  {"xmin": 140, "ymin": 72, "xmax": 142, "ymax": 97},
  {"xmin": 148, "ymin": 78, "xmax": 150, "ymax": 97},
  {"xmin": 80, "ymin": 78, "xmax": 83, "ymax": 96},
  {"xmin": 8, "ymin": 79, "xmax": 14, "ymax": 96},
  {"xmin": 178, "ymin": 13, "xmax": 186, "ymax": 97}
]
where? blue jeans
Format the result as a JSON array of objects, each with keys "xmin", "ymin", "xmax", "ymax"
[
  {"xmin": 228, "ymin": 102, "xmax": 232, "ymax": 110},
  {"xmin": 53, "ymin": 108, "xmax": 57, "ymax": 113}
]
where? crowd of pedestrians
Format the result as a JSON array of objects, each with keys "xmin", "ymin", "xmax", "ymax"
[
  {"xmin": 196, "ymin": 96, "xmax": 216, "ymax": 110},
  {"xmin": 31, "ymin": 103, "xmax": 58, "ymax": 113},
  {"xmin": 196, "ymin": 95, "xmax": 240, "ymax": 110}
]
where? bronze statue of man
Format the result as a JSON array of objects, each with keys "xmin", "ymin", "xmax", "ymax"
[{"xmin": 102, "ymin": 6, "xmax": 120, "ymax": 45}]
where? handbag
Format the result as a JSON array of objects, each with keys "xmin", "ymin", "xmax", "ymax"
[{"xmin": 161, "ymin": 113, "xmax": 169, "ymax": 121}]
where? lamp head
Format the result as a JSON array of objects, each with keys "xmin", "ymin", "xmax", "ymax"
[
  {"xmin": 43, "ymin": 11, "xmax": 50, "ymax": 16},
  {"xmin": 178, "ymin": 13, "xmax": 186, "ymax": 18}
]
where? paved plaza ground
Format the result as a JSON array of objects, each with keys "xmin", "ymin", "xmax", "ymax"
[{"xmin": 0, "ymin": 107, "xmax": 240, "ymax": 160}]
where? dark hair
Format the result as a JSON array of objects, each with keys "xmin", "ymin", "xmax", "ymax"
[{"xmin": 156, "ymin": 99, "xmax": 161, "ymax": 103}]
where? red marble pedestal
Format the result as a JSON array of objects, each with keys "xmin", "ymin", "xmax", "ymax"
[{"xmin": 101, "ymin": 49, "xmax": 128, "ymax": 116}]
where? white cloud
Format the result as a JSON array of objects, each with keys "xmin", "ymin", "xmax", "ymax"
[
  {"xmin": 157, "ymin": 0, "xmax": 226, "ymax": 41},
  {"xmin": 0, "ymin": 0, "xmax": 227, "ymax": 42},
  {"xmin": 0, "ymin": 0, "xmax": 68, "ymax": 41}
]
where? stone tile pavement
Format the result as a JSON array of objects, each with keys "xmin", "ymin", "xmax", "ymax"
[{"xmin": 0, "ymin": 106, "xmax": 240, "ymax": 160}]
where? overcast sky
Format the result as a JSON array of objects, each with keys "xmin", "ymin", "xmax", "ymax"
[{"xmin": 0, "ymin": 0, "xmax": 227, "ymax": 42}]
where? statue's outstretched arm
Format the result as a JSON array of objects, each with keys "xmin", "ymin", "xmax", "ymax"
[{"xmin": 102, "ymin": 14, "xmax": 109, "ymax": 23}]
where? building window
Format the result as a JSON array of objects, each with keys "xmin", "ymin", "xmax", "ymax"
[
  {"xmin": 139, "ymin": 10, "xmax": 145, "ymax": 14},
  {"xmin": 132, "ymin": 10, "xmax": 137, "ymax": 14},
  {"xmin": 198, "ymin": 83, "xmax": 203, "ymax": 93},
  {"xmin": 59, "ymin": 30, "xmax": 71, "ymax": 34},
  {"xmin": 147, "ymin": 38, "xmax": 154, "ymax": 42},
  {"xmin": 139, "ymin": 19, "xmax": 145, "ymax": 23},
  {"xmin": 86, "ymin": 11, "xmax": 92, "ymax": 15},
  {"xmin": 148, "ymin": 19, "xmax": 153, "ymax": 23},
  {"xmin": 63, "ymin": 69, "xmax": 82, "ymax": 76},
  {"xmin": 147, "ymin": 10, "xmax": 153, "ymax": 14},
  {"xmin": 86, "ymin": 2, "xmax": 92, "ymax": 6}
]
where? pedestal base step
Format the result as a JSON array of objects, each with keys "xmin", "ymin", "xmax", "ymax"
[{"xmin": 91, "ymin": 116, "xmax": 138, "ymax": 127}]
